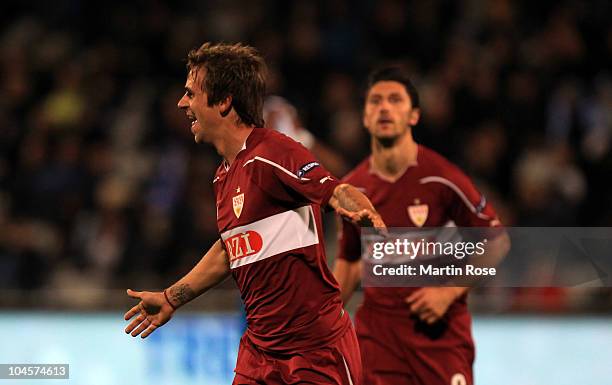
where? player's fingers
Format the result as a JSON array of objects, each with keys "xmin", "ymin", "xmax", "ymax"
[
  {"xmin": 124, "ymin": 303, "xmax": 142, "ymax": 320},
  {"xmin": 409, "ymin": 297, "xmax": 427, "ymax": 313},
  {"xmin": 140, "ymin": 323, "xmax": 158, "ymax": 339},
  {"xmin": 130, "ymin": 318, "xmax": 150, "ymax": 337},
  {"xmin": 423, "ymin": 313, "xmax": 439, "ymax": 324},
  {"xmin": 373, "ymin": 215, "xmax": 387, "ymax": 228},
  {"xmin": 375, "ymin": 224, "xmax": 389, "ymax": 237},
  {"xmin": 417, "ymin": 306, "xmax": 435, "ymax": 319},
  {"xmin": 405, "ymin": 289, "xmax": 424, "ymax": 304},
  {"xmin": 124, "ymin": 314, "xmax": 145, "ymax": 334},
  {"xmin": 335, "ymin": 207, "xmax": 358, "ymax": 221},
  {"xmin": 126, "ymin": 289, "xmax": 143, "ymax": 300}
]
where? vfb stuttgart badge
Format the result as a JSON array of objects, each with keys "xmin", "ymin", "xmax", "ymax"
[
  {"xmin": 407, "ymin": 199, "xmax": 428, "ymax": 227},
  {"xmin": 232, "ymin": 192, "xmax": 244, "ymax": 218}
]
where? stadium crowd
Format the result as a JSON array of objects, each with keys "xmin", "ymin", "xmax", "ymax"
[{"xmin": 0, "ymin": 0, "xmax": 611, "ymax": 307}]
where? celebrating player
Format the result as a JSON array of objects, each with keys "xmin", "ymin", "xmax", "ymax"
[
  {"xmin": 123, "ymin": 42, "xmax": 386, "ymax": 385},
  {"xmin": 334, "ymin": 66, "xmax": 510, "ymax": 385}
]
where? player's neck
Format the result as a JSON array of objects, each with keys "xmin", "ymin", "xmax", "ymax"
[
  {"xmin": 216, "ymin": 124, "xmax": 254, "ymax": 165},
  {"xmin": 371, "ymin": 132, "xmax": 418, "ymax": 179}
]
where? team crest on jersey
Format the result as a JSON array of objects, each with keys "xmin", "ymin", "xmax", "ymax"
[
  {"xmin": 232, "ymin": 193, "xmax": 244, "ymax": 218},
  {"xmin": 407, "ymin": 202, "xmax": 428, "ymax": 227}
]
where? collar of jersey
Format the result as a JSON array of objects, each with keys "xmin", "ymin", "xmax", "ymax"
[
  {"xmin": 222, "ymin": 127, "xmax": 264, "ymax": 171},
  {"xmin": 367, "ymin": 144, "xmax": 420, "ymax": 183}
]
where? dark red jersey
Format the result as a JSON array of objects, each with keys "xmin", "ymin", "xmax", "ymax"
[
  {"xmin": 338, "ymin": 145, "xmax": 501, "ymax": 315},
  {"xmin": 214, "ymin": 128, "xmax": 349, "ymax": 353}
]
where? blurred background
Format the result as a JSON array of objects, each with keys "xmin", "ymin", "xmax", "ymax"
[{"xmin": 1, "ymin": 0, "xmax": 611, "ymax": 384}]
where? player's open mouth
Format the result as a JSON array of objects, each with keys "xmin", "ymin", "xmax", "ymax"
[{"xmin": 187, "ymin": 114, "xmax": 198, "ymax": 127}]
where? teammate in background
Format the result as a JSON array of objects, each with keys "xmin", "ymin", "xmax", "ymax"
[
  {"xmin": 123, "ymin": 42, "xmax": 386, "ymax": 385},
  {"xmin": 334, "ymin": 66, "xmax": 510, "ymax": 385},
  {"xmin": 264, "ymin": 95, "xmax": 350, "ymax": 177}
]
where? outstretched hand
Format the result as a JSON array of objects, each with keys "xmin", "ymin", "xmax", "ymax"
[
  {"xmin": 124, "ymin": 289, "xmax": 175, "ymax": 338},
  {"xmin": 336, "ymin": 207, "xmax": 387, "ymax": 234}
]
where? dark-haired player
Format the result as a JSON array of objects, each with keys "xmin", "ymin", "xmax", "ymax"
[{"xmin": 334, "ymin": 66, "xmax": 510, "ymax": 385}]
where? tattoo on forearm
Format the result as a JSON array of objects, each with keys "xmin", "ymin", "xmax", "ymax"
[
  {"xmin": 336, "ymin": 184, "xmax": 374, "ymax": 212},
  {"xmin": 168, "ymin": 284, "xmax": 196, "ymax": 307}
]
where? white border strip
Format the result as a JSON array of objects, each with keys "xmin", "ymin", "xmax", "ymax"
[
  {"xmin": 341, "ymin": 354, "xmax": 354, "ymax": 385},
  {"xmin": 419, "ymin": 176, "xmax": 490, "ymax": 220},
  {"xmin": 243, "ymin": 156, "xmax": 310, "ymax": 181}
]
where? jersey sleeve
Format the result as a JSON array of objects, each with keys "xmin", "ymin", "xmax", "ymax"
[
  {"xmin": 444, "ymin": 169, "xmax": 500, "ymax": 228},
  {"xmin": 246, "ymin": 135, "xmax": 340, "ymax": 207},
  {"xmin": 337, "ymin": 216, "xmax": 362, "ymax": 262}
]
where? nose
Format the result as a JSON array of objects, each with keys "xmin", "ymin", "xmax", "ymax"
[
  {"xmin": 379, "ymin": 98, "xmax": 392, "ymax": 111},
  {"xmin": 177, "ymin": 94, "xmax": 188, "ymax": 110},
  {"xmin": 378, "ymin": 103, "xmax": 390, "ymax": 116}
]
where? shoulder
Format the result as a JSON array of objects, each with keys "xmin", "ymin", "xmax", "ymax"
[
  {"xmin": 248, "ymin": 128, "xmax": 309, "ymax": 161},
  {"xmin": 417, "ymin": 145, "xmax": 473, "ymax": 188},
  {"xmin": 243, "ymin": 128, "xmax": 316, "ymax": 177},
  {"xmin": 415, "ymin": 146, "xmax": 499, "ymax": 222},
  {"xmin": 254, "ymin": 128, "xmax": 302, "ymax": 153}
]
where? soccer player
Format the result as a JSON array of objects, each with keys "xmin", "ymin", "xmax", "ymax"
[
  {"xmin": 334, "ymin": 66, "xmax": 510, "ymax": 385},
  {"xmin": 123, "ymin": 42, "xmax": 386, "ymax": 385}
]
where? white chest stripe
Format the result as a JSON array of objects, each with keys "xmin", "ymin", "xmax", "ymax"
[
  {"xmin": 419, "ymin": 176, "xmax": 490, "ymax": 220},
  {"xmin": 220, "ymin": 205, "xmax": 319, "ymax": 269}
]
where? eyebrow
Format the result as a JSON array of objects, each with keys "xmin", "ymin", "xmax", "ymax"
[{"xmin": 369, "ymin": 92, "xmax": 403, "ymax": 98}]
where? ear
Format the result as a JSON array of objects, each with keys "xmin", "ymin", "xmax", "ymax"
[
  {"xmin": 409, "ymin": 108, "xmax": 421, "ymax": 126},
  {"xmin": 219, "ymin": 96, "xmax": 233, "ymax": 117}
]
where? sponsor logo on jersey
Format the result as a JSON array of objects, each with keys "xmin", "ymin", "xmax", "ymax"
[
  {"xmin": 221, "ymin": 205, "xmax": 319, "ymax": 269},
  {"xmin": 408, "ymin": 201, "xmax": 429, "ymax": 227},
  {"xmin": 319, "ymin": 176, "xmax": 333, "ymax": 184},
  {"xmin": 225, "ymin": 231, "xmax": 263, "ymax": 261},
  {"xmin": 232, "ymin": 193, "xmax": 244, "ymax": 218},
  {"xmin": 296, "ymin": 161, "xmax": 320, "ymax": 178}
]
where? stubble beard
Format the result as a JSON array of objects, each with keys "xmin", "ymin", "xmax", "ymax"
[{"xmin": 375, "ymin": 128, "xmax": 406, "ymax": 148}]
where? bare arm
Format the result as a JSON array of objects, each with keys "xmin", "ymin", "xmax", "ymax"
[
  {"xmin": 329, "ymin": 183, "xmax": 385, "ymax": 304},
  {"xmin": 165, "ymin": 239, "xmax": 231, "ymax": 308},
  {"xmin": 455, "ymin": 229, "xmax": 511, "ymax": 287},
  {"xmin": 124, "ymin": 239, "xmax": 231, "ymax": 338},
  {"xmin": 333, "ymin": 259, "xmax": 362, "ymax": 304},
  {"xmin": 328, "ymin": 183, "xmax": 386, "ymax": 229}
]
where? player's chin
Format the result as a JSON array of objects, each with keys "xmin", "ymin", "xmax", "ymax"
[
  {"xmin": 375, "ymin": 132, "xmax": 400, "ymax": 147},
  {"xmin": 194, "ymin": 134, "xmax": 207, "ymax": 144}
]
